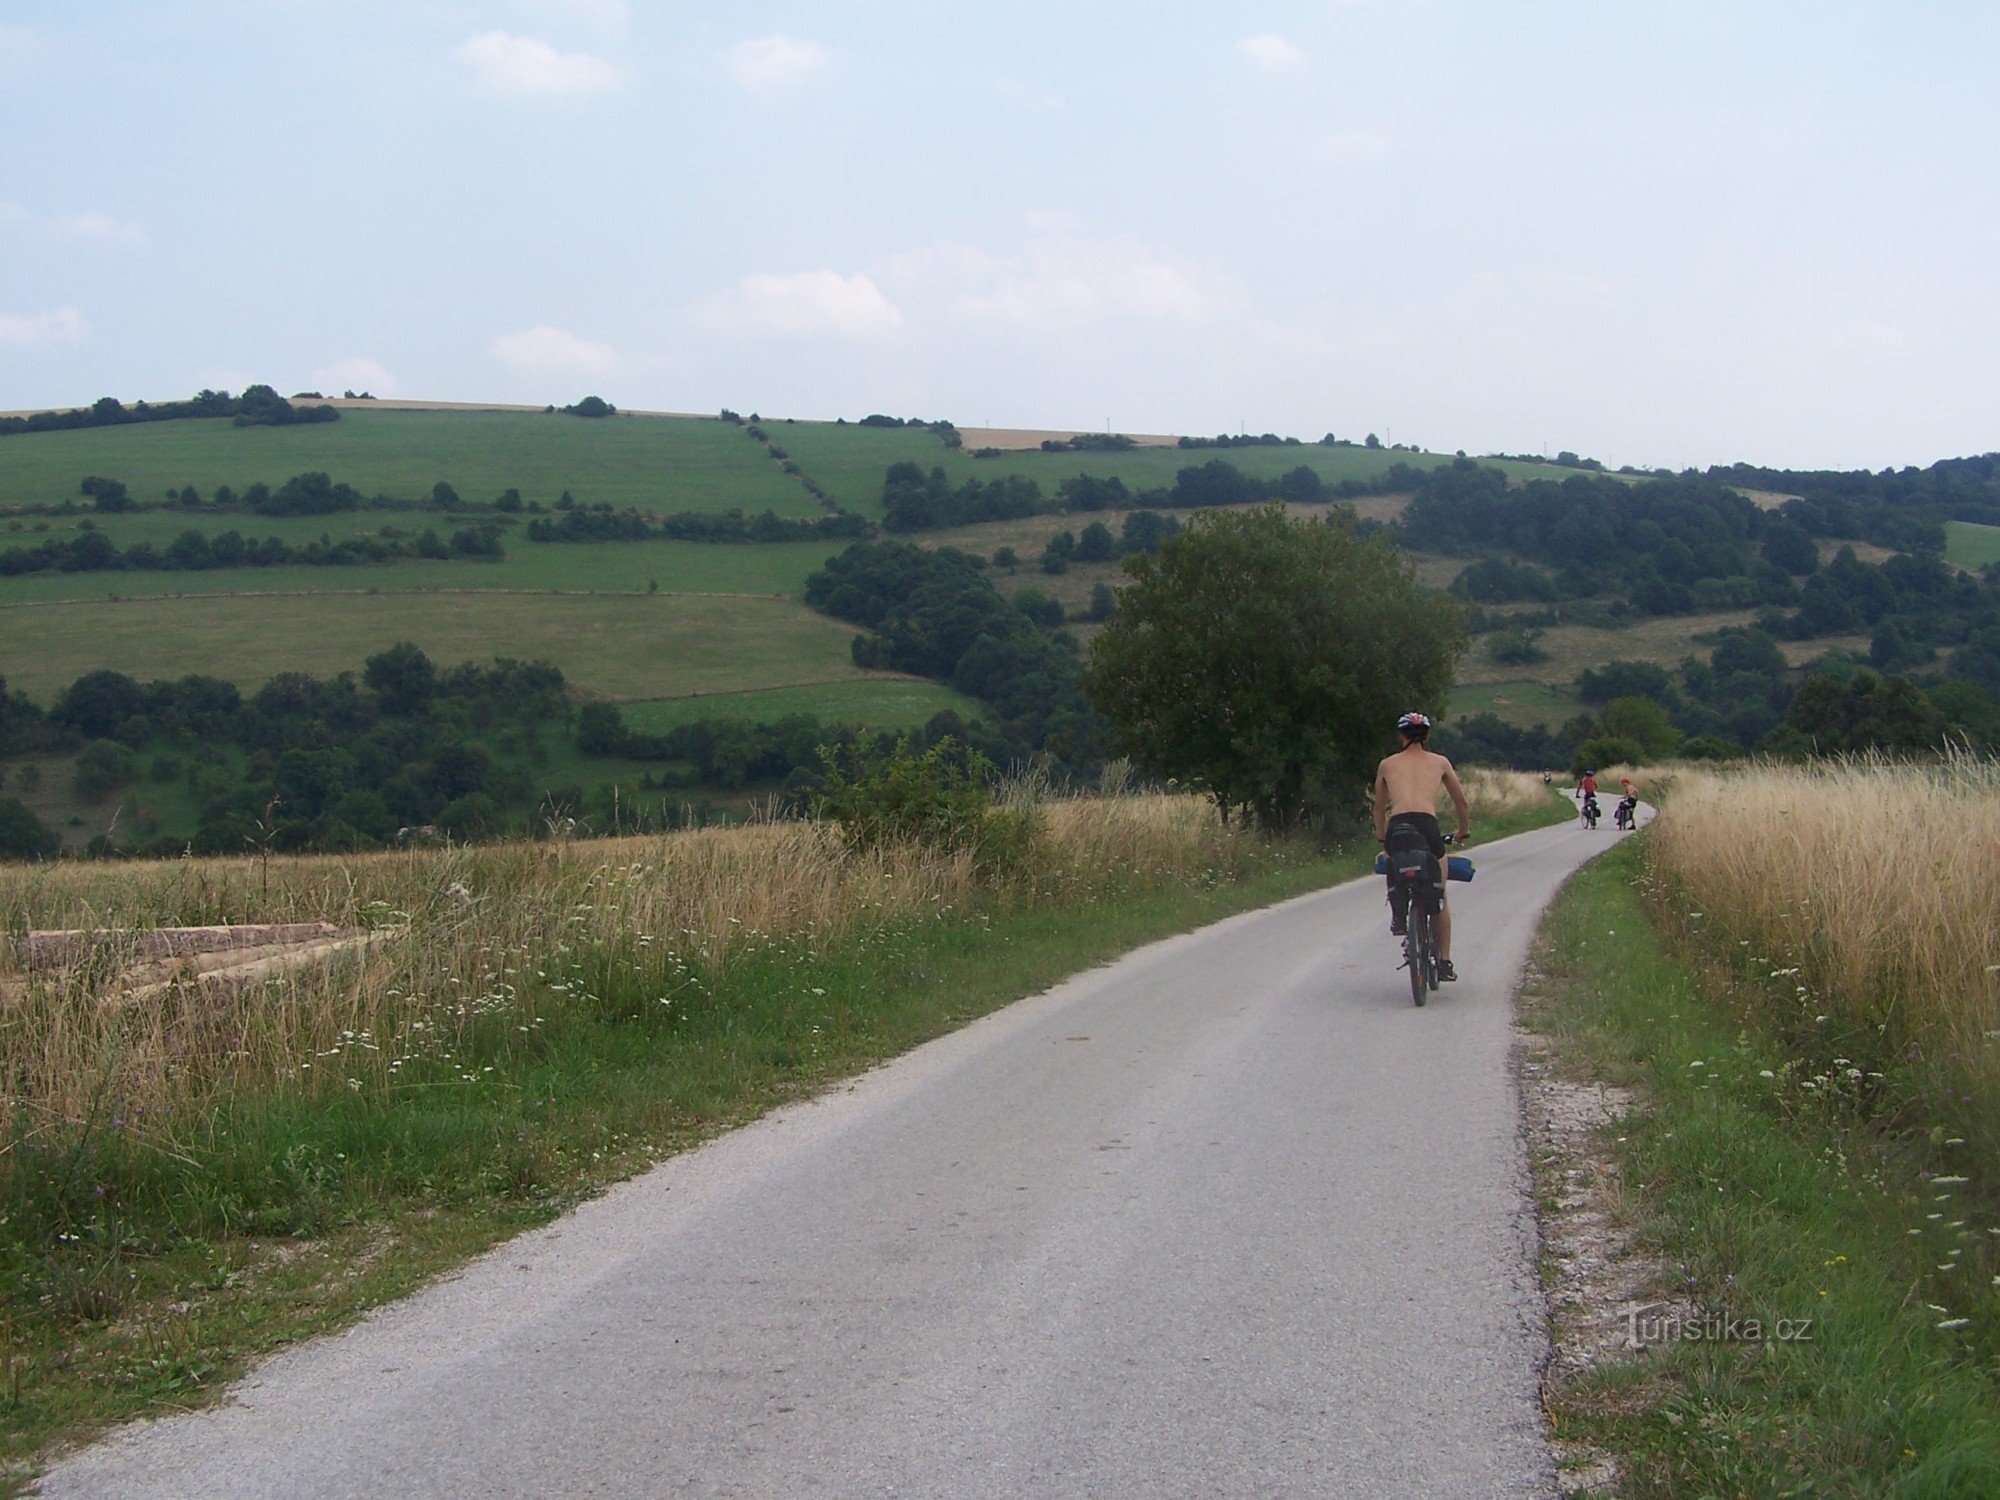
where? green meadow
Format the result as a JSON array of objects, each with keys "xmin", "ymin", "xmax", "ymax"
[
  {"xmin": 0, "ymin": 533, "xmax": 831, "ymax": 606},
  {"xmin": 0, "ymin": 592, "xmax": 874, "ymax": 703},
  {"xmin": 1449, "ymin": 679, "xmax": 1587, "ymax": 730},
  {"xmin": 772, "ymin": 420, "xmax": 1559, "ymax": 514},
  {"xmin": 619, "ymin": 679, "xmax": 984, "ymax": 736},
  {"xmin": 0, "ymin": 408, "xmax": 814, "ymax": 517},
  {"xmin": 1945, "ymin": 519, "xmax": 2000, "ymax": 570}
]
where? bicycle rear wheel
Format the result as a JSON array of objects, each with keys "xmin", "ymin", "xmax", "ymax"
[{"xmin": 1406, "ymin": 906, "xmax": 1430, "ymax": 1007}]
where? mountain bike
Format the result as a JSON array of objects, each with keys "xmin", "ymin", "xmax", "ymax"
[{"xmin": 1386, "ymin": 832, "xmax": 1455, "ymax": 1007}]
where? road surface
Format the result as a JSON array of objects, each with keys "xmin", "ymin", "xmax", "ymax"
[{"xmin": 41, "ymin": 813, "xmax": 1638, "ymax": 1499}]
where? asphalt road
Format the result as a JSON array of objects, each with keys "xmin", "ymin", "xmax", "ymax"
[{"xmin": 42, "ymin": 811, "xmax": 1639, "ymax": 1499}]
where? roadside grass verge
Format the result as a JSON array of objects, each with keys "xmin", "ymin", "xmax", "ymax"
[
  {"xmin": 0, "ymin": 778, "xmax": 1566, "ymax": 1483},
  {"xmin": 1523, "ymin": 837, "xmax": 2000, "ymax": 1497}
]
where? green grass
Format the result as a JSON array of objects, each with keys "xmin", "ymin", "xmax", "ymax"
[
  {"xmin": 772, "ymin": 421, "xmax": 1561, "ymax": 515},
  {"xmin": 0, "ymin": 409, "xmax": 815, "ymax": 517},
  {"xmin": 620, "ymin": 679, "xmax": 986, "ymax": 734},
  {"xmin": 1524, "ymin": 839, "xmax": 2000, "ymax": 1496},
  {"xmin": 0, "ymin": 536, "xmax": 833, "ymax": 607},
  {"xmin": 1944, "ymin": 520, "xmax": 2000, "ymax": 571},
  {"xmin": 1450, "ymin": 679, "xmax": 1587, "ymax": 729},
  {"xmin": 0, "ymin": 592, "xmax": 872, "ymax": 702}
]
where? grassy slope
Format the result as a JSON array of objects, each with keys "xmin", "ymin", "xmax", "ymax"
[
  {"xmin": 1524, "ymin": 839, "xmax": 2000, "ymax": 1496},
  {"xmin": 0, "ymin": 592, "xmax": 873, "ymax": 702},
  {"xmin": 0, "ymin": 409, "xmax": 814, "ymax": 517},
  {"xmin": 619, "ymin": 679, "xmax": 985, "ymax": 735},
  {"xmin": 1945, "ymin": 519, "xmax": 2000, "ymax": 570},
  {"xmin": 774, "ymin": 420, "xmax": 1563, "ymax": 515},
  {"xmin": 1450, "ymin": 679, "xmax": 1588, "ymax": 729}
]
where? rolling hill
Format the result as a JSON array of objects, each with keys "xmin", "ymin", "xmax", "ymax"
[{"xmin": 2, "ymin": 391, "xmax": 1995, "ymax": 854}]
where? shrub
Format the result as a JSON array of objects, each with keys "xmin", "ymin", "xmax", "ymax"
[
  {"xmin": 814, "ymin": 737, "xmax": 1037, "ymax": 870},
  {"xmin": 0, "ymin": 795, "xmax": 59, "ymax": 859},
  {"xmin": 74, "ymin": 739, "xmax": 139, "ymax": 800},
  {"xmin": 1570, "ymin": 736, "xmax": 1643, "ymax": 775}
]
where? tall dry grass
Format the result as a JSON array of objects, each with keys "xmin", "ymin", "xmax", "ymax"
[
  {"xmin": 0, "ymin": 796, "xmax": 1267, "ymax": 1142},
  {"xmin": 1646, "ymin": 755, "xmax": 2000, "ymax": 1119},
  {"xmin": 1457, "ymin": 766, "xmax": 1559, "ymax": 821}
]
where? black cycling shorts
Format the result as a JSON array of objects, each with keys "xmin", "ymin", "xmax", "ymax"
[{"xmin": 1385, "ymin": 812, "xmax": 1445, "ymax": 859}]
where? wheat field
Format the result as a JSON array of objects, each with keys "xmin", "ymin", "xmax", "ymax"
[{"xmin": 1645, "ymin": 755, "xmax": 2000, "ymax": 1104}]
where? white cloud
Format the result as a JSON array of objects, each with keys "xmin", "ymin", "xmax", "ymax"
[
  {"xmin": 0, "ymin": 307, "xmax": 89, "ymax": 349},
  {"xmin": 918, "ymin": 237, "xmax": 1215, "ymax": 326},
  {"xmin": 489, "ymin": 324, "xmax": 621, "ymax": 376},
  {"xmin": 0, "ymin": 200, "xmax": 146, "ymax": 246},
  {"xmin": 710, "ymin": 271, "xmax": 905, "ymax": 339},
  {"xmin": 313, "ymin": 357, "xmax": 399, "ymax": 396},
  {"xmin": 724, "ymin": 36, "xmax": 829, "ymax": 94},
  {"xmin": 514, "ymin": 0, "xmax": 629, "ymax": 33},
  {"xmin": 1236, "ymin": 34, "xmax": 1307, "ymax": 70},
  {"xmin": 457, "ymin": 32, "xmax": 623, "ymax": 100}
]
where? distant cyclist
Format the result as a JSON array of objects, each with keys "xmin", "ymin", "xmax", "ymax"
[{"xmin": 1374, "ymin": 712, "xmax": 1472, "ymax": 982}]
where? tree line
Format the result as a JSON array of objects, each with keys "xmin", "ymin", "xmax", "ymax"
[
  {"xmin": 0, "ymin": 522, "xmax": 504, "ymax": 579},
  {"xmin": 0, "ymin": 385, "xmax": 337, "ymax": 438},
  {"xmin": 879, "ymin": 457, "xmax": 1388, "ymax": 533},
  {"xmin": 526, "ymin": 505, "xmax": 869, "ymax": 545},
  {"xmin": 1441, "ymin": 615, "xmax": 2000, "ymax": 775}
]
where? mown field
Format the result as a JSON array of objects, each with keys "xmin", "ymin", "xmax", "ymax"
[
  {"xmin": 1946, "ymin": 519, "xmax": 2000, "ymax": 570},
  {"xmin": 773, "ymin": 420, "xmax": 1560, "ymax": 514},
  {"xmin": 0, "ymin": 592, "xmax": 872, "ymax": 702},
  {"xmin": 1449, "ymin": 679, "xmax": 1588, "ymax": 730},
  {"xmin": 0, "ymin": 409, "xmax": 815, "ymax": 517},
  {"xmin": 619, "ymin": 679, "xmax": 982, "ymax": 736}
]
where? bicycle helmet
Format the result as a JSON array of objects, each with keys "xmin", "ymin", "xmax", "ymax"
[{"xmin": 1396, "ymin": 711, "xmax": 1432, "ymax": 737}]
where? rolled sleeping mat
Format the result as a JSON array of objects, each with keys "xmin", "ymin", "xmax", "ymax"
[{"xmin": 1372, "ymin": 853, "xmax": 1476, "ymax": 881}]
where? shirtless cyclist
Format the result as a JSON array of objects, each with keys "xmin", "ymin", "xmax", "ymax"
[{"xmin": 1373, "ymin": 711, "xmax": 1472, "ymax": 981}]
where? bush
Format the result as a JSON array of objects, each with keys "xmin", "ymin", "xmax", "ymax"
[
  {"xmin": 1678, "ymin": 733, "xmax": 1741, "ymax": 761},
  {"xmin": 74, "ymin": 739, "xmax": 139, "ymax": 800},
  {"xmin": 1484, "ymin": 626, "xmax": 1548, "ymax": 665},
  {"xmin": 0, "ymin": 795, "xmax": 59, "ymax": 859},
  {"xmin": 814, "ymin": 737, "xmax": 1037, "ymax": 870},
  {"xmin": 1570, "ymin": 736, "xmax": 1643, "ymax": 775}
]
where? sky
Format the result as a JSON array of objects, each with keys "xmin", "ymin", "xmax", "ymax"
[{"xmin": 1, "ymin": 1, "xmax": 1995, "ymax": 470}]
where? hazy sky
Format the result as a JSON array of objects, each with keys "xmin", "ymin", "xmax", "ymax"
[{"xmin": 1, "ymin": 2, "xmax": 1994, "ymax": 469}]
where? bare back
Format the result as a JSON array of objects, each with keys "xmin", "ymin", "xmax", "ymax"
[{"xmin": 1373, "ymin": 743, "xmax": 1471, "ymax": 840}]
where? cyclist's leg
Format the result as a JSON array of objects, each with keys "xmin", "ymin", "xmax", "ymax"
[{"xmin": 1437, "ymin": 883, "xmax": 1451, "ymax": 961}]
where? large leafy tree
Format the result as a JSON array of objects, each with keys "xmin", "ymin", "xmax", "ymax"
[{"xmin": 1084, "ymin": 504, "xmax": 1465, "ymax": 830}]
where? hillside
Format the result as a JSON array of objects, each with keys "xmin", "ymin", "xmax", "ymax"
[{"xmin": 2, "ymin": 389, "xmax": 1997, "ymax": 855}]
